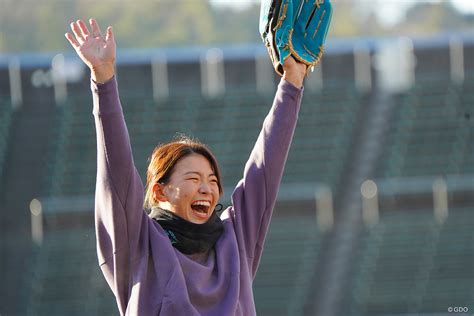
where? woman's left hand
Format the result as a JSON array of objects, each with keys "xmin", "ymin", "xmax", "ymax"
[
  {"xmin": 282, "ymin": 56, "xmax": 307, "ymax": 88},
  {"xmin": 65, "ymin": 19, "xmax": 116, "ymax": 83}
]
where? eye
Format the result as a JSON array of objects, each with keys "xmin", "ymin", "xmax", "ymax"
[{"xmin": 187, "ymin": 177, "xmax": 199, "ymax": 182}]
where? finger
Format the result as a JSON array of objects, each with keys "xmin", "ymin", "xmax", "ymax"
[
  {"xmin": 105, "ymin": 26, "xmax": 114, "ymax": 43},
  {"xmin": 71, "ymin": 21, "xmax": 85, "ymax": 42},
  {"xmin": 77, "ymin": 19, "xmax": 90, "ymax": 38},
  {"xmin": 65, "ymin": 32, "xmax": 80, "ymax": 48},
  {"xmin": 89, "ymin": 18, "xmax": 103, "ymax": 38}
]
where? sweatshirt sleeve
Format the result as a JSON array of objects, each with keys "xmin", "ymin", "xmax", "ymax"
[
  {"xmin": 230, "ymin": 78, "xmax": 303, "ymax": 277},
  {"xmin": 91, "ymin": 77, "xmax": 149, "ymax": 314}
]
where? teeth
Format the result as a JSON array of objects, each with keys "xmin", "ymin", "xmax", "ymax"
[
  {"xmin": 191, "ymin": 201, "xmax": 211, "ymax": 215},
  {"xmin": 192, "ymin": 201, "xmax": 211, "ymax": 207}
]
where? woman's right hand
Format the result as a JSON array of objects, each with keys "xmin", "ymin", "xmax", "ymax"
[{"xmin": 65, "ymin": 19, "xmax": 116, "ymax": 83}]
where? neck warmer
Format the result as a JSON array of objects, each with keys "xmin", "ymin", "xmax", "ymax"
[{"xmin": 149, "ymin": 207, "xmax": 224, "ymax": 255}]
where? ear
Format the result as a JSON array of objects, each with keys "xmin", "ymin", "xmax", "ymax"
[{"xmin": 152, "ymin": 183, "xmax": 168, "ymax": 203}]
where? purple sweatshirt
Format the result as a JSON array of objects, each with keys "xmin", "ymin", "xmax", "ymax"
[{"xmin": 92, "ymin": 76, "xmax": 303, "ymax": 315}]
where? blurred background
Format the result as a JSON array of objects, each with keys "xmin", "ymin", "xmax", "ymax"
[{"xmin": 0, "ymin": 0, "xmax": 473, "ymax": 315}]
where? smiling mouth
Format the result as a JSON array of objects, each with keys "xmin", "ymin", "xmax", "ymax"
[{"xmin": 191, "ymin": 201, "xmax": 211, "ymax": 217}]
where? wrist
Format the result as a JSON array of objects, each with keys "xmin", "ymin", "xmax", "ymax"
[
  {"xmin": 91, "ymin": 62, "xmax": 115, "ymax": 83},
  {"xmin": 282, "ymin": 69, "xmax": 305, "ymax": 88},
  {"xmin": 282, "ymin": 60, "xmax": 306, "ymax": 88}
]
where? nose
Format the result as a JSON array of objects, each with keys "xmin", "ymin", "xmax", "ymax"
[{"xmin": 199, "ymin": 181, "xmax": 212, "ymax": 194}]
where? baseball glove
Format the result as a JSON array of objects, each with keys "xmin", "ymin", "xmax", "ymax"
[{"xmin": 259, "ymin": 0, "xmax": 333, "ymax": 76}]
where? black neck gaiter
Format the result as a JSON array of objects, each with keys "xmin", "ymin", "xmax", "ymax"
[{"xmin": 149, "ymin": 207, "xmax": 224, "ymax": 255}]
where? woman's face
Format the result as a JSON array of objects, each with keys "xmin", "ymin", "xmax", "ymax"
[{"xmin": 155, "ymin": 154, "xmax": 220, "ymax": 224}]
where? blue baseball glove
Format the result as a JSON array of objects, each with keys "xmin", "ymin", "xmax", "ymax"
[{"xmin": 259, "ymin": 0, "xmax": 333, "ymax": 76}]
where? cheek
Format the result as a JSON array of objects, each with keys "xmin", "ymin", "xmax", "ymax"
[
  {"xmin": 212, "ymin": 188, "xmax": 220, "ymax": 201},
  {"xmin": 170, "ymin": 183, "xmax": 195, "ymax": 201},
  {"xmin": 164, "ymin": 185, "xmax": 182, "ymax": 201}
]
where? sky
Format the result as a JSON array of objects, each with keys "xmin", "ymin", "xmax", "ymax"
[{"xmin": 210, "ymin": 0, "xmax": 474, "ymax": 27}]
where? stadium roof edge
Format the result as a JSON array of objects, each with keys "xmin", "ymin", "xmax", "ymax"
[{"xmin": 0, "ymin": 32, "xmax": 473, "ymax": 68}]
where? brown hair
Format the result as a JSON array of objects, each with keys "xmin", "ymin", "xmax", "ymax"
[{"xmin": 143, "ymin": 135, "xmax": 223, "ymax": 211}]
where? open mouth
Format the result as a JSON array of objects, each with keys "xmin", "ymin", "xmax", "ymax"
[{"xmin": 191, "ymin": 201, "xmax": 211, "ymax": 218}]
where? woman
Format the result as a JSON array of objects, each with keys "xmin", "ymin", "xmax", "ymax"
[{"xmin": 65, "ymin": 18, "xmax": 306, "ymax": 315}]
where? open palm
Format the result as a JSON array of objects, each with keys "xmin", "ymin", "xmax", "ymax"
[{"xmin": 65, "ymin": 19, "xmax": 116, "ymax": 71}]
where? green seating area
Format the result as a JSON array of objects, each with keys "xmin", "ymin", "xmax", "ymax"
[
  {"xmin": 24, "ymin": 216, "xmax": 322, "ymax": 316},
  {"xmin": 286, "ymin": 85, "xmax": 366, "ymax": 190},
  {"xmin": 46, "ymin": 96, "xmax": 96, "ymax": 197},
  {"xmin": 351, "ymin": 74, "xmax": 474, "ymax": 314},
  {"xmin": 27, "ymin": 228, "xmax": 116, "ymax": 316},
  {"xmin": 348, "ymin": 207, "xmax": 474, "ymax": 315},
  {"xmin": 376, "ymin": 75, "xmax": 474, "ymax": 178},
  {"xmin": 253, "ymin": 215, "xmax": 322, "ymax": 316},
  {"xmin": 0, "ymin": 98, "xmax": 13, "ymax": 182},
  {"xmin": 5, "ymin": 64, "xmax": 471, "ymax": 315},
  {"xmin": 46, "ymin": 82, "xmax": 364, "ymax": 198},
  {"xmin": 420, "ymin": 207, "xmax": 474, "ymax": 310}
]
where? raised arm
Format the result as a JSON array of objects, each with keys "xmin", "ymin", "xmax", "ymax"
[
  {"xmin": 230, "ymin": 58, "xmax": 306, "ymax": 276},
  {"xmin": 66, "ymin": 20, "xmax": 149, "ymax": 313}
]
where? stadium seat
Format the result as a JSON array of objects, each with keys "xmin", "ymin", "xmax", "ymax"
[
  {"xmin": 0, "ymin": 98, "xmax": 13, "ymax": 182},
  {"xmin": 26, "ymin": 228, "xmax": 116, "ymax": 315},
  {"xmin": 253, "ymin": 215, "xmax": 323, "ymax": 316},
  {"xmin": 349, "ymin": 207, "xmax": 474, "ymax": 315},
  {"xmin": 376, "ymin": 76, "xmax": 474, "ymax": 178}
]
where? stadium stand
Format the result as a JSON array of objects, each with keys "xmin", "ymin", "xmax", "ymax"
[
  {"xmin": 46, "ymin": 79, "xmax": 364, "ymax": 200},
  {"xmin": 286, "ymin": 84, "xmax": 367, "ymax": 190},
  {"xmin": 33, "ymin": 78, "xmax": 360, "ymax": 315},
  {"xmin": 253, "ymin": 215, "xmax": 323, "ymax": 316},
  {"xmin": 26, "ymin": 228, "xmax": 116, "ymax": 316},
  {"xmin": 346, "ymin": 71, "xmax": 474, "ymax": 315},
  {"xmin": 1, "ymin": 37, "xmax": 473, "ymax": 315},
  {"xmin": 0, "ymin": 97, "xmax": 13, "ymax": 182},
  {"xmin": 420, "ymin": 206, "xmax": 474, "ymax": 310},
  {"xmin": 375, "ymin": 74, "xmax": 474, "ymax": 178},
  {"xmin": 349, "ymin": 206, "xmax": 474, "ymax": 315},
  {"xmin": 47, "ymin": 95, "xmax": 95, "ymax": 197}
]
